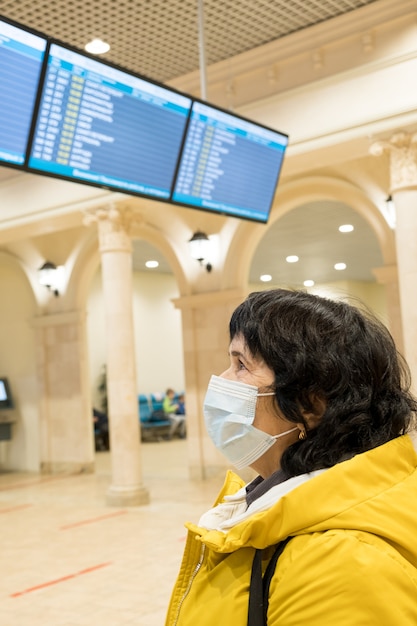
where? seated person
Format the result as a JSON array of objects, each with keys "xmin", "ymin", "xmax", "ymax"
[
  {"xmin": 176, "ymin": 393, "xmax": 185, "ymax": 416},
  {"xmin": 163, "ymin": 388, "xmax": 179, "ymax": 414},
  {"xmin": 163, "ymin": 388, "xmax": 186, "ymax": 438}
]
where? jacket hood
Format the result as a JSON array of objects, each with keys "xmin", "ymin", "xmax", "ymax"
[{"xmin": 187, "ymin": 433, "xmax": 417, "ymax": 567}]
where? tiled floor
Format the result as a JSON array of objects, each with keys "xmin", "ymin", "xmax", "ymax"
[{"xmin": 0, "ymin": 440, "xmax": 222, "ymax": 626}]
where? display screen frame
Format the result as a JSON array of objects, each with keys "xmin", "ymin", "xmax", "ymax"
[
  {"xmin": 25, "ymin": 38, "xmax": 193, "ymax": 203},
  {"xmin": 0, "ymin": 15, "xmax": 48, "ymax": 170},
  {"xmin": 0, "ymin": 15, "xmax": 290, "ymax": 224},
  {"xmin": 170, "ymin": 98, "xmax": 289, "ymax": 224}
]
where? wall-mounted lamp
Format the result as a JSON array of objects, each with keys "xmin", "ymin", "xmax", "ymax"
[
  {"xmin": 385, "ymin": 194, "xmax": 396, "ymax": 228},
  {"xmin": 188, "ymin": 231, "xmax": 213, "ymax": 272},
  {"xmin": 38, "ymin": 261, "xmax": 61, "ymax": 297}
]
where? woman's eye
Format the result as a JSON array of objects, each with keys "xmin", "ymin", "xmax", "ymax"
[{"xmin": 237, "ymin": 360, "xmax": 247, "ymax": 371}]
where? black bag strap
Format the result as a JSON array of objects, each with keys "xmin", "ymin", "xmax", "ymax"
[
  {"xmin": 247, "ymin": 537, "xmax": 292, "ymax": 626},
  {"xmin": 247, "ymin": 548, "xmax": 264, "ymax": 624}
]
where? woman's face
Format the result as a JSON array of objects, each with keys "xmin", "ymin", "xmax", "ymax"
[{"xmin": 220, "ymin": 333, "xmax": 301, "ymax": 477}]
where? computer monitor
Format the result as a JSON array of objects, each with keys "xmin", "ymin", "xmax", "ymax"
[
  {"xmin": 171, "ymin": 100, "xmax": 289, "ymax": 223},
  {"xmin": 28, "ymin": 42, "xmax": 192, "ymax": 200},
  {"xmin": 0, "ymin": 17, "xmax": 47, "ymax": 167},
  {"xmin": 0, "ymin": 377, "xmax": 13, "ymax": 410}
]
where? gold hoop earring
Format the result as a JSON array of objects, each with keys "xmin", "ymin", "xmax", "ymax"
[{"xmin": 298, "ymin": 429, "xmax": 306, "ymax": 440}]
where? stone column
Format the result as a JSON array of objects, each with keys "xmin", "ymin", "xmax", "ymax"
[
  {"xmin": 371, "ymin": 132, "xmax": 417, "ymax": 394},
  {"xmin": 173, "ymin": 288, "xmax": 247, "ymax": 480},
  {"xmin": 33, "ymin": 310, "xmax": 94, "ymax": 474},
  {"xmin": 372, "ymin": 264, "xmax": 404, "ymax": 355},
  {"xmin": 85, "ymin": 204, "xmax": 149, "ymax": 506}
]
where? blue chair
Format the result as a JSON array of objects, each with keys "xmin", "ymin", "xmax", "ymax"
[
  {"xmin": 138, "ymin": 394, "xmax": 171, "ymax": 441},
  {"xmin": 150, "ymin": 392, "xmax": 164, "ymax": 413},
  {"xmin": 138, "ymin": 394, "xmax": 152, "ymax": 421}
]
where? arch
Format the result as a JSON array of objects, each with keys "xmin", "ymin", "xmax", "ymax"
[
  {"xmin": 221, "ymin": 175, "xmax": 396, "ymax": 289},
  {"xmin": 0, "ymin": 250, "xmax": 40, "ymax": 471},
  {"xmin": 66, "ymin": 228, "xmax": 101, "ymax": 310},
  {"xmin": 0, "ymin": 250, "xmax": 39, "ymax": 310},
  {"xmin": 64, "ymin": 210, "xmax": 192, "ymax": 311},
  {"xmin": 130, "ymin": 221, "xmax": 191, "ymax": 297}
]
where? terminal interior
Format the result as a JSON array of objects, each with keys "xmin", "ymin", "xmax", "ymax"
[{"xmin": 0, "ymin": 0, "xmax": 417, "ymax": 623}]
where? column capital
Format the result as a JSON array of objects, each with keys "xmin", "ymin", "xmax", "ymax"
[
  {"xmin": 83, "ymin": 203, "xmax": 145, "ymax": 253},
  {"xmin": 370, "ymin": 131, "xmax": 417, "ymax": 192}
]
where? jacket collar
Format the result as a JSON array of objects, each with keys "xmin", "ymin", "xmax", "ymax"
[{"xmin": 187, "ymin": 434, "xmax": 417, "ymax": 555}]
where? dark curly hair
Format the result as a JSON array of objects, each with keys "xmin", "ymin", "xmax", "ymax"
[{"xmin": 229, "ymin": 288, "xmax": 417, "ymax": 477}]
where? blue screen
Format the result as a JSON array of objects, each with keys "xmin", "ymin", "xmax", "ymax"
[
  {"xmin": 0, "ymin": 377, "xmax": 13, "ymax": 409},
  {"xmin": 28, "ymin": 43, "xmax": 192, "ymax": 199},
  {"xmin": 172, "ymin": 101, "xmax": 288, "ymax": 222},
  {"xmin": 0, "ymin": 19, "xmax": 47, "ymax": 166}
]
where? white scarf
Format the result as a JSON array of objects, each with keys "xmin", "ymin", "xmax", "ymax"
[{"xmin": 198, "ymin": 469, "xmax": 327, "ymax": 532}]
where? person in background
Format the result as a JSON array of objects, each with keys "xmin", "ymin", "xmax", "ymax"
[
  {"xmin": 163, "ymin": 388, "xmax": 179, "ymax": 415},
  {"xmin": 165, "ymin": 288, "xmax": 417, "ymax": 626},
  {"xmin": 92, "ymin": 407, "xmax": 109, "ymax": 451},
  {"xmin": 176, "ymin": 393, "xmax": 185, "ymax": 416},
  {"xmin": 163, "ymin": 388, "xmax": 186, "ymax": 438}
]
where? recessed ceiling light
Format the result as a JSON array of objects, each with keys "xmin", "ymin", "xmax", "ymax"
[
  {"xmin": 260, "ymin": 274, "xmax": 272, "ymax": 282},
  {"xmin": 85, "ymin": 38, "xmax": 110, "ymax": 54},
  {"xmin": 145, "ymin": 260, "xmax": 159, "ymax": 269},
  {"xmin": 286, "ymin": 255, "xmax": 299, "ymax": 263},
  {"xmin": 334, "ymin": 262, "xmax": 347, "ymax": 271},
  {"xmin": 339, "ymin": 224, "xmax": 354, "ymax": 233},
  {"xmin": 304, "ymin": 279, "xmax": 315, "ymax": 287}
]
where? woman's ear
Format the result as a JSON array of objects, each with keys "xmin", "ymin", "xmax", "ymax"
[{"xmin": 300, "ymin": 395, "xmax": 326, "ymax": 430}]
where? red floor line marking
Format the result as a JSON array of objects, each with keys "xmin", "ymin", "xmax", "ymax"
[
  {"xmin": 10, "ymin": 562, "xmax": 112, "ymax": 597},
  {"xmin": 60, "ymin": 510, "xmax": 127, "ymax": 529},
  {"xmin": 0, "ymin": 474, "xmax": 75, "ymax": 492},
  {"xmin": 0, "ymin": 504, "xmax": 33, "ymax": 514}
]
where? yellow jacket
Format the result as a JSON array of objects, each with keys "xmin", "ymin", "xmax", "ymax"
[{"xmin": 166, "ymin": 433, "xmax": 417, "ymax": 625}]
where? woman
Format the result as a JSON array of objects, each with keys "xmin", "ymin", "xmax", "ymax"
[{"xmin": 165, "ymin": 289, "xmax": 417, "ymax": 626}]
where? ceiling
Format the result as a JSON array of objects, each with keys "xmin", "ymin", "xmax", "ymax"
[
  {"xmin": 0, "ymin": 0, "xmax": 378, "ymax": 84},
  {"xmin": 0, "ymin": 0, "xmax": 385, "ymax": 287}
]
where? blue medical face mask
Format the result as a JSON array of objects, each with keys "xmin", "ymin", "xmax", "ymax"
[{"xmin": 203, "ymin": 374, "xmax": 298, "ymax": 470}]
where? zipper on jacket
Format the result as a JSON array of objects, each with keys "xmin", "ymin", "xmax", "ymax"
[{"xmin": 173, "ymin": 543, "xmax": 206, "ymax": 626}]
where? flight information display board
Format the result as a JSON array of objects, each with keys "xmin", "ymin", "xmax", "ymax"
[
  {"xmin": 0, "ymin": 19, "xmax": 47, "ymax": 166},
  {"xmin": 172, "ymin": 101, "xmax": 288, "ymax": 222},
  {"xmin": 28, "ymin": 43, "xmax": 192, "ymax": 199}
]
